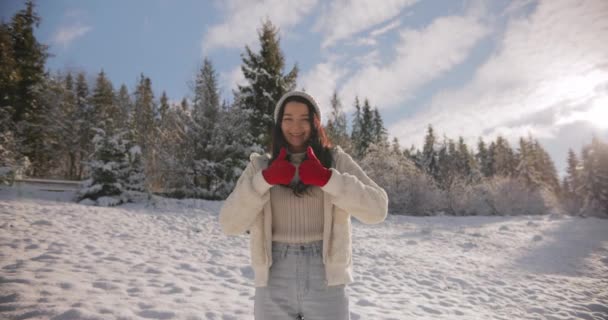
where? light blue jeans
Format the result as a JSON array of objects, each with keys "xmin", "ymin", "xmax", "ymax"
[{"xmin": 254, "ymin": 241, "xmax": 350, "ymax": 320}]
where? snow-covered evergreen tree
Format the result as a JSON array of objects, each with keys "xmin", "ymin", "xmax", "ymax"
[
  {"xmin": 131, "ymin": 74, "xmax": 157, "ymax": 190},
  {"xmin": 115, "ymin": 84, "xmax": 131, "ymax": 131},
  {"xmin": 78, "ymin": 127, "xmax": 146, "ymax": 206},
  {"xmin": 325, "ymin": 90, "xmax": 352, "ymax": 153},
  {"xmin": 492, "ymin": 136, "xmax": 515, "ymax": 177},
  {"xmin": 578, "ymin": 137, "xmax": 608, "ymax": 216},
  {"xmin": 210, "ymin": 93, "xmax": 262, "ymax": 198},
  {"xmin": 372, "ymin": 107, "xmax": 388, "ymax": 146},
  {"xmin": 91, "ymin": 70, "xmax": 118, "ymax": 133},
  {"xmin": 158, "ymin": 91, "xmax": 169, "ymax": 122},
  {"xmin": 515, "ymin": 136, "xmax": 542, "ymax": 189},
  {"xmin": 39, "ymin": 72, "xmax": 77, "ymax": 178},
  {"xmin": 75, "ymin": 72, "xmax": 92, "ymax": 179},
  {"xmin": 0, "ymin": 106, "xmax": 27, "ymax": 184},
  {"xmin": 476, "ymin": 138, "xmax": 492, "ymax": 177},
  {"xmin": 132, "ymin": 74, "xmax": 156, "ymax": 153},
  {"xmin": 191, "ymin": 58, "xmax": 223, "ymax": 199},
  {"xmin": 237, "ymin": 20, "xmax": 297, "ymax": 151},
  {"xmin": 78, "ymin": 128, "xmax": 128, "ymax": 206},
  {"xmin": 0, "ymin": 1, "xmax": 49, "ymax": 177},
  {"xmin": 420, "ymin": 125, "xmax": 440, "ymax": 179},
  {"xmin": 156, "ymin": 101, "xmax": 195, "ymax": 198}
]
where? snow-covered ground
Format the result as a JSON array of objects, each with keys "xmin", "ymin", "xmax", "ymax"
[{"xmin": 1, "ymin": 185, "xmax": 607, "ymax": 320}]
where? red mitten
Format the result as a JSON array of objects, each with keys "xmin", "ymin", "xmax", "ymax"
[
  {"xmin": 299, "ymin": 146, "xmax": 332, "ymax": 187},
  {"xmin": 262, "ymin": 147, "xmax": 296, "ymax": 185}
]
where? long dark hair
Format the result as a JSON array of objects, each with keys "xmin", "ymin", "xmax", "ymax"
[{"xmin": 270, "ymin": 95, "xmax": 333, "ymax": 196}]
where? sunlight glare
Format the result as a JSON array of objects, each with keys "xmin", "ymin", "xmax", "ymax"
[{"xmin": 585, "ymin": 98, "xmax": 608, "ymax": 129}]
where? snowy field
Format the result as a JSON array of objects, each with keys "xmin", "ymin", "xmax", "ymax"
[{"xmin": 1, "ymin": 185, "xmax": 608, "ymax": 320}]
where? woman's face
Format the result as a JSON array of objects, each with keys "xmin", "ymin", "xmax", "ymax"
[{"xmin": 281, "ymin": 101, "xmax": 312, "ymax": 153}]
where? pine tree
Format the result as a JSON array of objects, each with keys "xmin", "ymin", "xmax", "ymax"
[
  {"xmin": 40, "ymin": 72, "xmax": 79, "ymax": 178},
  {"xmin": 476, "ymin": 138, "xmax": 492, "ymax": 177},
  {"xmin": 191, "ymin": 57, "xmax": 223, "ymax": 198},
  {"xmin": 0, "ymin": 22, "xmax": 17, "ymax": 116},
  {"xmin": 455, "ymin": 136, "xmax": 475, "ymax": 180},
  {"xmin": 566, "ymin": 148, "xmax": 581, "ymax": 197},
  {"xmin": 115, "ymin": 84, "xmax": 131, "ymax": 131},
  {"xmin": 391, "ymin": 137, "xmax": 401, "ymax": 155},
  {"xmin": 421, "ymin": 125, "xmax": 439, "ymax": 179},
  {"xmin": 78, "ymin": 128, "xmax": 129, "ymax": 206},
  {"xmin": 532, "ymin": 139, "xmax": 560, "ymax": 193},
  {"xmin": 212, "ymin": 93, "xmax": 262, "ymax": 198},
  {"xmin": 132, "ymin": 74, "xmax": 156, "ymax": 152},
  {"xmin": 579, "ymin": 140, "xmax": 602, "ymax": 215},
  {"xmin": 75, "ymin": 72, "xmax": 92, "ymax": 179},
  {"xmin": 62, "ymin": 73, "xmax": 80, "ymax": 179},
  {"xmin": 371, "ymin": 107, "xmax": 388, "ymax": 144},
  {"xmin": 131, "ymin": 74, "xmax": 157, "ymax": 190},
  {"xmin": 159, "ymin": 91, "xmax": 169, "ymax": 121},
  {"xmin": 579, "ymin": 137, "xmax": 608, "ymax": 215},
  {"xmin": 436, "ymin": 136, "xmax": 453, "ymax": 189},
  {"xmin": 156, "ymin": 100, "xmax": 194, "ymax": 198},
  {"xmin": 515, "ymin": 136, "xmax": 541, "ymax": 189},
  {"xmin": 325, "ymin": 90, "xmax": 351, "ymax": 152},
  {"xmin": 360, "ymin": 98, "xmax": 374, "ymax": 152},
  {"xmin": 2, "ymin": 1, "xmax": 48, "ymax": 124},
  {"xmin": 91, "ymin": 70, "xmax": 117, "ymax": 133},
  {"xmin": 493, "ymin": 136, "xmax": 515, "ymax": 177},
  {"xmin": 351, "ymin": 98, "xmax": 378, "ymax": 157},
  {"xmin": 238, "ymin": 20, "xmax": 297, "ymax": 151},
  {"xmin": 2, "ymin": 1, "xmax": 49, "ymax": 176},
  {"xmin": 350, "ymin": 97, "xmax": 362, "ymax": 157},
  {"xmin": 123, "ymin": 144, "xmax": 145, "ymax": 193},
  {"xmin": 486, "ymin": 141, "xmax": 497, "ymax": 177},
  {"xmin": 0, "ymin": 104, "xmax": 24, "ymax": 184},
  {"xmin": 180, "ymin": 98, "xmax": 189, "ymax": 112}
]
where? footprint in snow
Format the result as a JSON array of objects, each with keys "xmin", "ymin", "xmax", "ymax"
[
  {"xmin": 356, "ymin": 298, "xmax": 377, "ymax": 307},
  {"xmin": 527, "ymin": 221, "xmax": 539, "ymax": 227}
]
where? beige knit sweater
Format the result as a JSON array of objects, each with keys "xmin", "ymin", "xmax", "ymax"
[
  {"xmin": 270, "ymin": 152, "xmax": 324, "ymax": 243},
  {"xmin": 219, "ymin": 146, "xmax": 388, "ymax": 287}
]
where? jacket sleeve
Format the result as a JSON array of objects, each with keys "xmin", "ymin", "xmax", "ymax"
[
  {"xmin": 219, "ymin": 156, "xmax": 272, "ymax": 235},
  {"xmin": 320, "ymin": 149, "xmax": 388, "ymax": 224}
]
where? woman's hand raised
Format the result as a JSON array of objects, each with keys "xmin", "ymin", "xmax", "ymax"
[
  {"xmin": 262, "ymin": 147, "xmax": 296, "ymax": 185},
  {"xmin": 299, "ymin": 146, "xmax": 332, "ymax": 187}
]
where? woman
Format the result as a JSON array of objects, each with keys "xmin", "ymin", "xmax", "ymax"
[{"xmin": 219, "ymin": 90, "xmax": 388, "ymax": 319}]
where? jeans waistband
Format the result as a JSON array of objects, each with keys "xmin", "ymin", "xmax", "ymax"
[{"xmin": 272, "ymin": 240, "xmax": 323, "ymax": 257}]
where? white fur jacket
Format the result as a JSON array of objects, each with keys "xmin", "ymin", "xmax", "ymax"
[{"xmin": 219, "ymin": 146, "xmax": 388, "ymax": 287}]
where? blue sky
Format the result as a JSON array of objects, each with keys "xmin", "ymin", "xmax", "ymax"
[{"xmin": 2, "ymin": 0, "xmax": 607, "ymax": 175}]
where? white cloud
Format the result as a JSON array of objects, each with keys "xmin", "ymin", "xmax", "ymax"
[
  {"xmin": 299, "ymin": 61, "xmax": 347, "ymax": 122},
  {"xmin": 52, "ymin": 24, "xmax": 91, "ymax": 48},
  {"xmin": 220, "ymin": 66, "xmax": 246, "ymax": 94},
  {"xmin": 315, "ymin": 0, "xmax": 417, "ymax": 48},
  {"xmin": 203, "ymin": 0, "xmax": 318, "ymax": 52},
  {"xmin": 51, "ymin": 9, "xmax": 91, "ymax": 48},
  {"xmin": 349, "ymin": 20, "xmax": 402, "ymax": 47},
  {"xmin": 339, "ymin": 11, "xmax": 490, "ymax": 113},
  {"xmin": 555, "ymin": 95, "xmax": 608, "ymax": 129},
  {"xmin": 370, "ymin": 19, "xmax": 402, "ymax": 37},
  {"xmin": 388, "ymin": 0, "xmax": 608, "ymax": 163}
]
